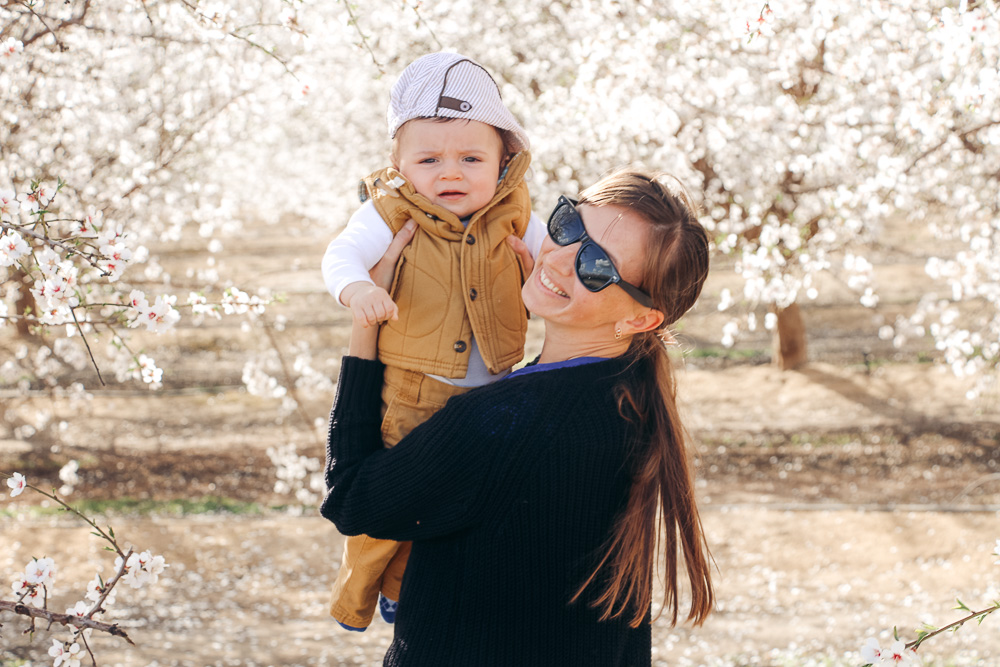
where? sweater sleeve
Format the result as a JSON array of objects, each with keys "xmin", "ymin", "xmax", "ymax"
[
  {"xmin": 320, "ymin": 200, "xmax": 394, "ymax": 305},
  {"xmin": 320, "ymin": 356, "xmax": 495, "ymax": 542}
]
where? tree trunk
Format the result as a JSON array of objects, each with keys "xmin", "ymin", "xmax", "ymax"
[
  {"xmin": 12, "ymin": 268, "xmax": 36, "ymax": 338},
  {"xmin": 773, "ymin": 303, "xmax": 807, "ymax": 370}
]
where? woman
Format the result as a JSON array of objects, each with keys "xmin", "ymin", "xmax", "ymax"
[{"xmin": 321, "ymin": 169, "xmax": 714, "ymax": 666}]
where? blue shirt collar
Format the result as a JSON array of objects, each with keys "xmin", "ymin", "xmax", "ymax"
[{"xmin": 505, "ymin": 356, "xmax": 608, "ymax": 379}]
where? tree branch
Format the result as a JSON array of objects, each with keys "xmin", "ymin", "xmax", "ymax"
[
  {"xmin": 904, "ymin": 120, "xmax": 1000, "ymax": 176},
  {"xmin": 339, "ymin": 0, "xmax": 384, "ymax": 75},
  {"xmin": 174, "ymin": 0, "xmax": 299, "ymax": 78},
  {"xmin": 909, "ymin": 602, "xmax": 1000, "ymax": 651},
  {"xmin": 260, "ymin": 319, "xmax": 324, "ymax": 448},
  {"xmin": 0, "ymin": 220, "xmax": 108, "ymax": 276},
  {"xmin": 70, "ymin": 305, "xmax": 106, "ymax": 386},
  {"xmin": 0, "ymin": 601, "xmax": 135, "ymax": 645}
]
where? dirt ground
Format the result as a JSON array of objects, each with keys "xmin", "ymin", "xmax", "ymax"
[
  {"xmin": 3, "ymin": 214, "xmax": 1000, "ymax": 665},
  {"xmin": 2, "ymin": 359, "xmax": 998, "ymax": 666},
  {"xmin": 1, "ymin": 508, "xmax": 998, "ymax": 667}
]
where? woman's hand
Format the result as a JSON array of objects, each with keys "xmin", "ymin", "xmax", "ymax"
[
  {"xmin": 372, "ymin": 219, "xmax": 416, "ymax": 289},
  {"xmin": 348, "ymin": 220, "xmax": 417, "ymax": 359},
  {"xmin": 507, "ymin": 234, "xmax": 534, "ymax": 279}
]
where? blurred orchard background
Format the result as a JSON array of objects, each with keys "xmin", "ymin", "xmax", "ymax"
[{"xmin": 1, "ymin": 1, "xmax": 999, "ymax": 665}]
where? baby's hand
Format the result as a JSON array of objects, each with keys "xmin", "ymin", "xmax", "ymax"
[{"xmin": 349, "ymin": 284, "xmax": 398, "ymax": 328}]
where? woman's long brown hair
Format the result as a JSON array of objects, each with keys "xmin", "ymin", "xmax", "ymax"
[{"xmin": 570, "ymin": 169, "xmax": 715, "ymax": 628}]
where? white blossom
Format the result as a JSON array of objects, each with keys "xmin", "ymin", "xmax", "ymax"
[
  {"xmin": 268, "ymin": 443, "xmax": 324, "ymax": 504},
  {"xmin": 222, "ymin": 286, "xmax": 267, "ymax": 315},
  {"xmin": 17, "ymin": 182, "xmax": 55, "ymax": 214},
  {"xmin": 84, "ymin": 574, "xmax": 116, "ymax": 605},
  {"xmin": 75, "ymin": 209, "xmax": 103, "ymax": 238},
  {"xmin": 114, "ymin": 550, "xmax": 167, "ymax": 589},
  {"xmin": 49, "ymin": 638, "xmax": 84, "ymax": 667},
  {"xmin": 1, "ymin": 37, "xmax": 24, "ymax": 59},
  {"xmin": 128, "ymin": 294, "xmax": 180, "ymax": 333},
  {"xmin": 58, "ymin": 460, "xmax": 81, "ymax": 495},
  {"xmin": 134, "ymin": 354, "xmax": 164, "ymax": 388},
  {"xmin": 0, "ymin": 189, "xmax": 20, "ymax": 221},
  {"xmin": 188, "ymin": 292, "xmax": 221, "ymax": 319},
  {"xmin": 861, "ymin": 637, "xmax": 920, "ymax": 665},
  {"xmin": 65, "ymin": 600, "xmax": 90, "ymax": 617},
  {"xmin": 721, "ymin": 320, "xmax": 740, "ymax": 348},
  {"xmin": 0, "ymin": 231, "xmax": 29, "ymax": 267},
  {"xmin": 98, "ymin": 239, "xmax": 133, "ymax": 282},
  {"xmin": 717, "ymin": 288, "xmax": 734, "ymax": 312},
  {"xmin": 243, "ymin": 358, "xmax": 287, "ymax": 400},
  {"xmin": 6, "ymin": 472, "xmax": 27, "ymax": 497},
  {"xmin": 24, "ymin": 557, "xmax": 56, "ymax": 587}
]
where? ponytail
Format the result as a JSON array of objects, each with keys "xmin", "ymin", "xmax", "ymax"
[
  {"xmin": 571, "ymin": 168, "xmax": 715, "ymax": 628},
  {"xmin": 571, "ymin": 334, "xmax": 714, "ymax": 627}
]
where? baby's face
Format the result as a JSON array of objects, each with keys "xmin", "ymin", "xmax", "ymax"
[{"xmin": 394, "ymin": 119, "xmax": 504, "ymax": 219}]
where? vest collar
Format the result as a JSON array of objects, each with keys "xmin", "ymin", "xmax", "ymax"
[{"xmin": 379, "ymin": 150, "xmax": 531, "ymax": 237}]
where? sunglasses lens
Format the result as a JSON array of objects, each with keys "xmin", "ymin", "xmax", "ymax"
[
  {"xmin": 548, "ymin": 200, "xmax": 585, "ymax": 246},
  {"xmin": 576, "ymin": 242, "xmax": 615, "ymax": 292}
]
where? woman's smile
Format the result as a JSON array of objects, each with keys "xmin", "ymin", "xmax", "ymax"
[{"xmin": 538, "ymin": 267, "xmax": 569, "ymax": 298}]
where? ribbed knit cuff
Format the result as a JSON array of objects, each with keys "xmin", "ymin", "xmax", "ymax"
[{"xmin": 332, "ymin": 356, "xmax": 385, "ymax": 419}]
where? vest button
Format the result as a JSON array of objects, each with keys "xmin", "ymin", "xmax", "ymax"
[
  {"xmin": 453, "ymin": 340, "xmax": 467, "ymax": 353},
  {"xmin": 465, "ymin": 234, "xmax": 476, "ymax": 245},
  {"xmin": 469, "ymin": 288, "xmax": 478, "ymax": 301}
]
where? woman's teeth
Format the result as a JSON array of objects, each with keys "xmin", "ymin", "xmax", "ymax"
[{"xmin": 540, "ymin": 269, "xmax": 568, "ymax": 297}]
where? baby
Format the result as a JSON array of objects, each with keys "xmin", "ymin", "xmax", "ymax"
[{"xmin": 321, "ymin": 51, "xmax": 544, "ymax": 631}]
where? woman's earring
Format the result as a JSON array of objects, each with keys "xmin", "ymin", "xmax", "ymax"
[{"xmin": 614, "ymin": 327, "xmax": 623, "ymax": 341}]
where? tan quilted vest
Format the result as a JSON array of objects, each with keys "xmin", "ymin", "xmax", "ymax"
[{"xmin": 362, "ymin": 151, "xmax": 532, "ymax": 377}]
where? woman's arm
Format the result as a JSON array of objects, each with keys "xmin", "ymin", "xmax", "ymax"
[{"xmin": 321, "ymin": 358, "xmax": 496, "ymax": 541}]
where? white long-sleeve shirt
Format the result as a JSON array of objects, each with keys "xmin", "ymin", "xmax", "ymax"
[{"xmin": 321, "ymin": 199, "xmax": 547, "ymax": 386}]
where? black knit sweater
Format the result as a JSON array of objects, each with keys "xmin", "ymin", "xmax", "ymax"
[{"xmin": 321, "ymin": 355, "xmax": 652, "ymax": 666}]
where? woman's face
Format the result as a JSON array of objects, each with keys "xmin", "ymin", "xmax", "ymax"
[{"xmin": 522, "ymin": 203, "xmax": 650, "ymax": 332}]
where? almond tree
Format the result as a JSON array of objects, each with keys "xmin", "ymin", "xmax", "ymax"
[{"xmin": 316, "ymin": 0, "xmax": 999, "ymax": 377}]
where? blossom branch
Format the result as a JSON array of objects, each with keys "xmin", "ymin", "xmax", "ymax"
[
  {"xmin": 904, "ymin": 120, "xmax": 1000, "ymax": 176},
  {"xmin": 70, "ymin": 305, "xmax": 107, "ymax": 386},
  {"xmin": 908, "ymin": 601, "xmax": 1000, "ymax": 652},
  {"xmin": 3, "ymin": 471, "xmax": 169, "ymax": 659},
  {"xmin": 260, "ymin": 319, "xmax": 324, "ymax": 448},
  {"xmin": 79, "ymin": 631, "xmax": 98, "ymax": 667},
  {"xmin": 0, "ymin": 600, "xmax": 135, "ymax": 645},
  {"xmin": 339, "ymin": 0, "xmax": 384, "ymax": 74},
  {"xmin": 174, "ymin": 0, "xmax": 298, "ymax": 78},
  {"xmin": 8, "ymin": 477, "xmax": 126, "ymax": 558},
  {"xmin": 1, "ymin": 220, "xmax": 109, "ymax": 276},
  {"xmin": 403, "ymin": 0, "xmax": 443, "ymax": 49},
  {"xmin": 746, "ymin": 2, "xmax": 773, "ymax": 42},
  {"xmin": 17, "ymin": 0, "xmax": 67, "ymax": 51},
  {"xmin": 85, "ymin": 548, "xmax": 134, "ymax": 618}
]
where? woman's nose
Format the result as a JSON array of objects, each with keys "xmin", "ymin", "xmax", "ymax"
[{"xmin": 541, "ymin": 239, "xmax": 576, "ymax": 276}]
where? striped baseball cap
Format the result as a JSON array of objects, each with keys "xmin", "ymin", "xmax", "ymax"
[{"xmin": 387, "ymin": 52, "xmax": 530, "ymax": 153}]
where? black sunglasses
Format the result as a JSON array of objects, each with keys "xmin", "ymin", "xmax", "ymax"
[{"xmin": 546, "ymin": 196, "xmax": 654, "ymax": 308}]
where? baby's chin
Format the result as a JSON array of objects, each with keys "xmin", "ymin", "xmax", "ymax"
[{"xmin": 436, "ymin": 197, "xmax": 492, "ymax": 219}]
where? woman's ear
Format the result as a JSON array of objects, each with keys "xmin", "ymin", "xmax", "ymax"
[{"xmin": 618, "ymin": 308, "xmax": 665, "ymax": 336}]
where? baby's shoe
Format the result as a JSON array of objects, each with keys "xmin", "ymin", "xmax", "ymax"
[
  {"xmin": 378, "ymin": 595, "xmax": 398, "ymax": 624},
  {"xmin": 336, "ymin": 620, "xmax": 366, "ymax": 632}
]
